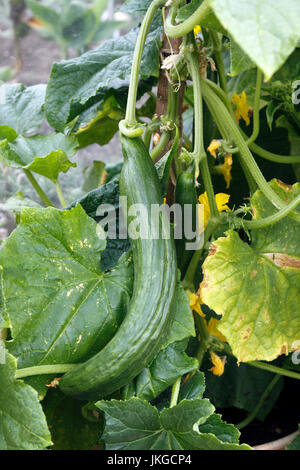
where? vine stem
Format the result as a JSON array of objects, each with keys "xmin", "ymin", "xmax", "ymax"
[
  {"xmin": 170, "ymin": 377, "xmax": 181, "ymax": 408},
  {"xmin": 23, "ymin": 170, "xmax": 54, "ymax": 207},
  {"xmin": 15, "ymin": 364, "xmax": 77, "ymax": 379},
  {"xmin": 183, "ymin": 217, "xmax": 219, "ymax": 290},
  {"xmin": 202, "ymin": 81, "xmax": 300, "ymax": 222},
  {"xmin": 248, "ymin": 361, "xmax": 300, "ymax": 380},
  {"xmin": 237, "ymin": 374, "xmax": 281, "ymax": 430},
  {"xmin": 55, "ymin": 181, "xmax": 67, "ymax": 208},
  {"xmin": 204, "ymin": 77, "xmax": 300, "ymax": 164},
  {"xmin": 164, "ymin": 0, "xmax": 211, "ymax": 38},
  {"xmin": 120, "ymin": 0, "xmax": 165, "ymax": 136},
  {"xmin": 185, "ymin": 34, "xmax": 218, "ymax": 219},
  {"xmin": 195, "ymin": 313, "xmax": 210, "ymax": 368},
  {"xmin": 210, "ymin": 31, "xmax": 228, "ymax": 95},
  {"xmin": 231, "ymin": 193, "xmax": 300, "ymax": 230}
]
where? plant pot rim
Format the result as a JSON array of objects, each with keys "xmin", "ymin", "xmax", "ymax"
[{"xmin": 253, "ymin": 430, "xmax": 299, "ymax": 451}]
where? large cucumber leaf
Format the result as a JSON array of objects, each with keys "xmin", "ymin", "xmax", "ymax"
[
  {"xmin": 1, "ymin": 205, "xmax": 133, "ymax": 371},
  {"xmin": 0, "ymin": 133, "xmax": 78, "ymax": 182},
  {"xmin": 97, "ymin": 371, "xmax": 251, "ymax": 450},
  {"xmin": 201, "ymin": 179, "xmax": 300, "ymax": 362},
  {"xmin": 0, "ymin": 84, "xmax": 46, "ymax": 135},
  {"xmin": 45, "ymin": 18, "xmax": 162, "ymax": 132},
  {"xmin": 210, "ymin": 0, "xmax": 300, "ymax": 80},
  {"xmin": 0, "ymin": 351, "xmax": 52, "ymax": 450}
]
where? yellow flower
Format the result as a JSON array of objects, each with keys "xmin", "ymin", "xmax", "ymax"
[
  {"xmin": 188, "ymin": 290, "xmax": 205, "ymax": 317},
  {"xmin": 215, "ymin": 154, "xmax": 233, "ymax": 189},
  {"xmin": 198, "ymin": 192, "xmax": 231, "ymax": 229},
  {"xmin": 206, "ymin": 318, "xmax": 227, "ymax": 342},
  {"xmin": 193, "ymin": 25, "xmax": 202, "ymax": 38},
  {"xmin": 232, "ymin": 91, "xmax": 251, "ymax": 126},
  {"xmin": 207, "ymin": 140, "xmax": 221, "ymax": 158},
  {"xmin": 209, "ymin": 351, "xmax": 226, "ymax": 376}
]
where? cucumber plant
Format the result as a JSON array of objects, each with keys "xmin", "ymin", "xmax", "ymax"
[{"xmin": 0, "ymin": 0, "xmax": 300, "ymax": 451}]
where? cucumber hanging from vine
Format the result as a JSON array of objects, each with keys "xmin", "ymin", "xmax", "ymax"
[{"xmin": 59, "ymin": 135, "xmax": 177, "ymax": 400}]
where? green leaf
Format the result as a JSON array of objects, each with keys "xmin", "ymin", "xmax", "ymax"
[
  {"xmin": 119, "ymin": 0, "xmax": 152, "ymax": 15},
  {"xmin": 211, "ymin": 0, "xmax": 300, "ymax": 80},
  {"xmin": 286, "ymin": 425, "xmax": 300, "ymax": 450},
  {"xmin": 0, "ymin": 191, "xmax": 41, "ymax": 217},
  {"xmin": 161, "ymin": 279, "xmax": 195, "ymax": 349},
  {"xmin": 230, "ymin": 38, "xmax": 255, "ymax": 77},
  {"xmin": 123, "ymin": 341, "xmax": 198, "ymax": 402},
  {"xmin": 97, "ymin": 396, "xmax": 251, "ymax": 450},
  {"xmin": 0, "ymin": 126, "xmax": 18, "ymax": 142},
  {"xmin": 201, "ymin": 179, "xmax": 300, "ymax": 362},
  {"xmin": 266, "ymin": 101, "xmax": 282, "ymax": 131},
  {"xmin": 75, "ymin": 96, "xmax": 124, "ymax": 149},
  {"xmin": 61, "ymin": 2, "xmax": 97, "ymax": 49},
  {"xmin": 176, "ymin": 0, "xmax": 226, "ymax": 34},
  {"xmin": 45, "ymin": 21, "xmax": 162, "ymax": 131},
  {"xmin": 0, "ymin": 351, "xmax": 52, "ymax": 450},
  {"xmin": 70, "ymin": 179, "xmax": 131, "ymax": 271},
  {"xmin": 82, "ymin": 161, "xmax": 106, "ymax": 192},
  {"xmin": 203, "ymin": 355, "xmax": 283, "ymax": 420},
  {"xmin": 0, "ymin": 133, "xmax": 78, "ymax": 182},
  {"xmin": 0, "ymin": 205, "xmax": 133, "ymax": 372},
  {"xmin": 43, "ymin": 389, "xmax": 103, "ymax": 450},
  {"xmin": 0, "ymin": 83, "xmax": 46, "ymax": 135},
  {"xmin": 26, "ymin": 0, "xmax": 61, "ymax": 37}
]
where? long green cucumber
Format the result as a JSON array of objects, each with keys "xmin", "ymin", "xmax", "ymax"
[
  {"xmin": 175, "ymin": 168, "xmax": 198, "ymax": 277},
  {"xmin": 59, "ymin": 135, "xmax": 177, "ymax": 400}
]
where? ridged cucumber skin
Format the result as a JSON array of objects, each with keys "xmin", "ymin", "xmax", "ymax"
[
  {"xmin": 175, "ymin": 171, "xmax": 198, "ymax": 276},
  {"xmin": 59, "ymin": 135, "xmax": 177, "ymax": 400}
]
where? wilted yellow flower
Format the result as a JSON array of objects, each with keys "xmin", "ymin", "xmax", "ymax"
[
  {"xmin": 207, "ymin": 140, "xmax": 221, "ymax": 158},
  {"xmin": 206, "ymin": 318, "xmax": 227, "ymax": 342},
  {"xmin": 209, "ymin": 351, "xmax": 226, "ymax": 376},
  {"xmin": 198, "ymin": 192, "xmax": 231, "ymax": 229},
  {"xmin": 232, "ymin": 91, "xmax": 251, "ymax": 126},
  {"xmin": 188, "ymin": 291, "xmax": 205, "ymax": 317},
  {"xmin": 215, "ymin": 154, "xmax": 233, "ymax": 189},
  {"xmin": 194, "ymin": 25, "xmax": 202, "ymax": 37}
]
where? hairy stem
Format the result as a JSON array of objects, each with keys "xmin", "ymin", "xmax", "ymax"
[{"xmin": 23, "ymin": 170, "xmax": 54, "ymax": 207}]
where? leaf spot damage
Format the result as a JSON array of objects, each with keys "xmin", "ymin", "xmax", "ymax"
[{"xmin": 264, "ymin": 253, "xmax": 300, "ymax": 269}]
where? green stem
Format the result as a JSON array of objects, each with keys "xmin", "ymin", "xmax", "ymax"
[
  {"xmin": 150, "ymin": 83, "xmax": 179, "ymax": 160},
  {"xmin": 150, "ymin": 132, "xmax": 171, "ymax": 160},
  {"xmin": 250, "ymin": 140, "xmax": 300, "ymax": 164},
  {"xmin": 185, "ymin": 34, "xmax": 218, "ymax": 218},
  {"xmin": 55, "ymin": 181, "xmax": 67, "ymax": 208},
  {"xmin": 144, "ymin": 121, "xmax": 160, "ymax": 151},
  {"xmin": 164, "ymin": 0, "xmax": 211, "ymax": 38},
  {"xmin": 245, "ymin": 68, "xmax": 262, "ymax": 146},
  {"xmin": 183, "ymin": 217, "xmax": 219, "ymax": 290},
  {"xmin": 120, "ymin": 0, "xmax": 165, "ymax": 137},
  {"xmin": 232, "ymin": 193, "xmax": 300, "ymax": 230},
  {"xmin": 237, "ymin": 374, "xmax": 281, "ymax": 430},
  {"xmin": 204, "ymin": 78, "xmax": 300, "ymax": 164},
  {"xmin": 16, "ymin": 364, "xmax": 77, "ymax": 379},
  {"xmin": 170, "ymin": 377, "xmax": 181, "ymax": 408},
  {"xmin": 202, "ymin": 81, "xmax": 300, "ymax": 222},
  {"xmin": 210, "ymin": 31, "xmax": 228, "ymax": 95},
  {"xmin": 248, "ymin": 361, "xmax": 300, "ymax": 380},
  {"xmin": 23, "ymin": 170, "xmax": 54, "ymax": 207},
  {"xmin": 195, "ymin": 314, "xmax": 210, "ymax": 368}
]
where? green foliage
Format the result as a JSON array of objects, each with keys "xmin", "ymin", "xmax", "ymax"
[
  {"xmin": 201, "ymin": 180, "xmax": 300, "ymax": 362},
  {"xmin": 0, "ymin": 0, "xmax": 299, "ymax": 451}
]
